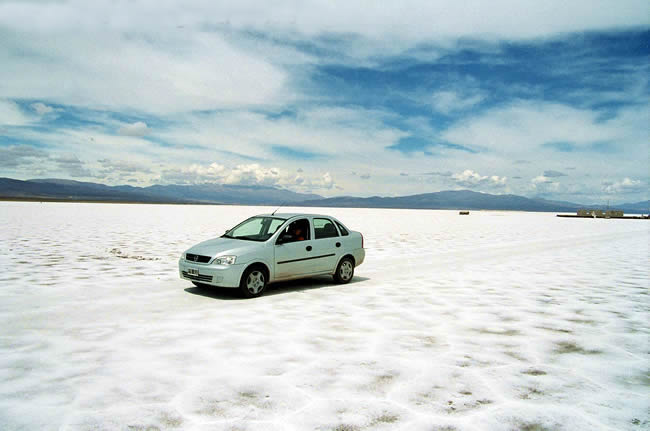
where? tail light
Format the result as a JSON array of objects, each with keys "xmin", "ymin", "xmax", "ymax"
[{"xmin": 360, "ymin": 233, "xmax": 364, "ymax": 248}]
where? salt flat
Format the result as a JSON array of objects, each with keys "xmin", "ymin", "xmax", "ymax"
[{"xmin": 0, "ymin": 202, "xmax": 648, "ymax": 431}]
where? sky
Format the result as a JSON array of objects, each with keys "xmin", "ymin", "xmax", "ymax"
[{"xmin": 0, "ymin": 0, "xmax": 648, "ymax": 203}]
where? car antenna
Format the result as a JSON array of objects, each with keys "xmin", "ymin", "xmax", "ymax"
[{"xmin": 271, "ymin": 202, "xmax": 285, "ymax": 216}]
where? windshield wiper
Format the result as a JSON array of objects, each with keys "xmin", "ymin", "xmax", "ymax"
[{"xmin": 232, "ymin": 235, "xmax": 264, "ymax": 242}]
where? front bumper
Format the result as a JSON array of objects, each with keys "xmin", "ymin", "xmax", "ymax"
[{"xmin": 178, "ymin": 259, "xmax": 245, "ymax": 288}]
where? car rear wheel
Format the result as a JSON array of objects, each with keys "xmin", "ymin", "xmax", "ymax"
[
  {"xmin": 334, "ymin": 257, "xmax": 354, "ymax": 284},
  {"xmin": 239, "ymin": 266, "xmax": 267, "ymax": 298}
]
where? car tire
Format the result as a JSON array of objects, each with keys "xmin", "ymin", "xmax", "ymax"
[
  {"xmin": 334, "ymin": 257, "xmax": 355, "ymax": 284},
  {"xmin": 192, "ymin": 281, "xmax": 210, "ymax": 289},
  {"xmin": 239, "ymin": 266, "xmax": 267, "ymax": 298}
]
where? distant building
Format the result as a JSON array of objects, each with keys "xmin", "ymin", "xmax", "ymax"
[{"xmin": 577, "ymin": 209, "xmax": 623, "ymax": 218}]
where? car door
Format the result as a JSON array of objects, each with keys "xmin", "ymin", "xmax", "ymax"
[
  {"xmin": 273, "ymin": 218, "xmax": 315, "ymax": 279},
  {"xmin": 310, "ymin": 217, "xmax": 342, "ymax": 273}
]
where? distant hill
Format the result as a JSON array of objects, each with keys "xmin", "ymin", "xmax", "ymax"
[
  {"xmin": 617, "ymin": 200, "xmax": 649, "ymax": 213},
  {"xmin": 300, "ymin": 190, "xmax": 648, "ymax": 213},
  {"xmin": 0, "ymin": 178, "xmax": 321, "ymax": 205},
  {"xmin": 299, "ymin": 190, "xmax": 581, "ymax": 212},
  {"xmin": 0, "ymin": 177, "xmax": 646, "ymax": 213}
]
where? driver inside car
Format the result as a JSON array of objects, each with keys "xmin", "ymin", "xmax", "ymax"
[{"xmin": 292, "ymin": 226, "xmax": 305, "ymax": 241}]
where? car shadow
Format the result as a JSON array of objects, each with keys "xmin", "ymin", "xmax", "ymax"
[{"xmin": 184, "ymin": 275, "xmax": 370, "ymax": 300}]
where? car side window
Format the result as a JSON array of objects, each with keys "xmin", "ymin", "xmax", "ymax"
[
  {"xmin": 335, "ymin": 222, "xmax": 349, "ymax": 236},
  {"xmin": 314, "ymin": 218, "xmax": 339, "ymax": 239},
  {"xmin": 277, "ymin": 218, "xmax": 311, "ymax": 243}
]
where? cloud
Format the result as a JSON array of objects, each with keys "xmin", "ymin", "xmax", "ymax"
[
  {"xmin": 0, "ymin": 145, "xmax": 48, "ymax": 168},
  {"xmin": 2, "ymin": 1, "xmax": 645, "ymax": 116},
  {"xmin": 270, "ymin": 145, "xmax": 323, "ymax": 160},
  {"xmin": 452, "ymin": 169, "xmax": 507, "ymax": 188},
  {"xmin": 53, "ymin": 155, "xmax": 93, "ymax": 178},
  {"xmin": 159, "ymin": 162, "xmax": 336, "ymax": 191},
  {"xmin": 532, "ymin": 175, "xmax": 554, "ymax": 184},
  {"xmin": 359, "ymin": 173, "xmax": 371, "ymax": 180},
  {"xmin": 30, "ymin": 102, "xmax": 55, "ymax": 115},
  {"xmin": 0, "ymin": 30, "xmax": 287, "ymax": 114},
  {"xmin": 160, "ymin": 163, "xmax": 226, "ymax": 184},
  {"xmin": 400, "ymin": 172, "xmax": 409, "ymax": 176},
  {"xmin": 431, "ymin": 89, "xmax": 485, "ymax": 114},
  {"xmin": 0, "ymin": 99, "xmax": 32, "ymax": 126},
  {"xmin": 543, "ymin": 170, "xmax": 567, "ymax": 178},
  {"xmin": 530, "ymin": 175, "xmax": 561, "ymax": 193},
  {"xmin": 97, "ymin": 158, "xmax": 153, "ymax": 177},
  {"xmin": 1, "ymin": 1, "xmax": 647, "ymax": 44},
  {"xmin": 442, "ymin": 101, "xmax": 649, "ymax": 157},
  {"xmin": 422, "ymin": 171, "xmax": 452, "ymax": 177},
  {"xmin": 118, "ymin": 121, "xmax": 150, "ymax": 137},
  {"xmin": 601, "ymin": 177, "xmax": 644, "ymax": 194}
]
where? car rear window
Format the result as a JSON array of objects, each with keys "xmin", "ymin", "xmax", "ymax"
[
  {"xmin": 336, "ymin": 222, "xmax": 349, "ymax": 236},
  {"xmin": 314, "ymin": 218, "xmax": 339, "ymax": 239}
]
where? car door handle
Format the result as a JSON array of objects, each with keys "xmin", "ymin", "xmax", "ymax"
[
  {"xmin": 336, "ymin": 242, "xmax": 341, "ymax": 247},
  {"xmin": 306, "ymin": 246, "xmax": 312, "ymax": 252}
]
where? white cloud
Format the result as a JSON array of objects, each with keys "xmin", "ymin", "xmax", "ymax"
[
  {"xmin": 452, "ymin": 169, "xmax": 507, "ymax": 188},
  {"xmin": 0, "ymin": 99, "xmax": 31, "ymax": 126},
  {"xmin": 431, "ymin": 89, "xmax": 485, "ymax": 114},
  {"xmin": 1, "ymin": 1, "xmax": 646, "ymax": 42},
  {"xmin": 532, "ymin": 175, "xmax": 553, "ymax": 184},
  {"xmin": 0, "ymin": 30, "xmax": 287, "ymax": 114},
  {"xmin": 158, "ymin": 106, "xmax": 405, "ymax": 160},
  {"xmin": 1, "ymin": 1, "xmax": 647, "ymax": 115},
  {"xmin": 530, "ymin": 175, "xmax": 561, "ymax": 193},
  {"xmin": 118, "ymin": 121, "xmax": 149, "ymax": 137},
  {"xmin": 53, "ymin": 155, "xmax": 93, "ymax": 178},
  {"xmin": 543, "ymin": 170, "xmax": 567, "ymax": 178},
  {"xmin": 97, "ymin": 158, "xmax": 153, "ymax": 176},
  {"xmin": 442, "ymin": 101, "xmax": 649, "ymax": 154},
  {"xmin": 602, "ymin": 177, "xmax": 643, "ymax": 194},
  {"xmin": 30, "ymin": 102, "xmax": 55, "ymax": 115},
  {"xmin": 159, "ymin": 162, "xmax": 336, "ymax": 191},
  {"xmin": 0, "ymin": 145, "xmax": 48, "ymax": 168},
  {"xmin": 159, "ymin": 163, "xmax": 226, "ymax": 184}
]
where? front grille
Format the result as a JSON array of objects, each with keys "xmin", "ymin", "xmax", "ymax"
[
  {"xmin": 182, "ymin": 271, "xmax": 213, "ymax": 282},
  {"xmin": 185, "ymin": 253, "xmax": 211, "ymax": 264}
]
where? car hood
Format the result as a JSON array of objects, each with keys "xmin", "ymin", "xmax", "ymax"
[{"xmin": 185, "ymin": 237, "xmax": 261, "ymax": 258}]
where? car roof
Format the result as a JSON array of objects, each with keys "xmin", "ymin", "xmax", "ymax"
[{"xmin": 256, "ymin": 213, "xmax": 338, "ymax": 220}]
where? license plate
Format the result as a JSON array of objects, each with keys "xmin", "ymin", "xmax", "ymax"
[{"xmin": 188, "ymin": 268, "xmax": 199, "ymax": 276}]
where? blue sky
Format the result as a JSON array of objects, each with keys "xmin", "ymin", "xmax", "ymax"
[{"xmin": 0, "ymin": 0, "xmax": 648, "ymax": 203}]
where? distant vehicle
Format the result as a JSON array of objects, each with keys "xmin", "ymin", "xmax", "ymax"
[{"xmin": 179, "ymin": 213, "xmax": 365, "ymax": 298}]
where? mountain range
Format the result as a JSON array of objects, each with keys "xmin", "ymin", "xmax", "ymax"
[{"xmin": 0, "ymin": 177, "xmax": 647, "ymax": 213}]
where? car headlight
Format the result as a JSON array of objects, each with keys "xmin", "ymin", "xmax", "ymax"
[{"xmin": 213, "ymin": 255, "xmax": 236, "ymax": 265}]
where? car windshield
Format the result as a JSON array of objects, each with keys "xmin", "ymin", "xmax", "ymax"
[{"xmin": 222, "ymin": 216, "xmax": 286, "ymax": 242}]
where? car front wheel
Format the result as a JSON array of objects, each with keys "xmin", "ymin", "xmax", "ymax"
[
  {"xmin": 239, "ymin": 266, "xmax": 267, "ymax": 298},
  {"xmin": 334, "ymin": 257, "xmax": 354, "ymax": 284}
]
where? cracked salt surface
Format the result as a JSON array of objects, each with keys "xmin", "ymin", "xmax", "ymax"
[{"xmin": 0, "ymin": 202, "xmax": 648, "ymax": 430}]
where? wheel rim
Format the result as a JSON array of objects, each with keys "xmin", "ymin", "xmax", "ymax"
[
  {"xmin": 339, "ymin": 261, "xmax": 353, "ymax": 281},
  {"xmin": 246, "ymin": 270, "xmax": 265, "ymax": 294}
]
